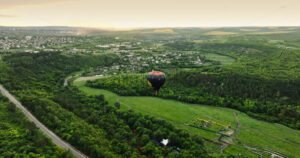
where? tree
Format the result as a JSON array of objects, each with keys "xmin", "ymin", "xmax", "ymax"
[
  {"xmin": 114, "ymin": 102, "xmax": 120, "ymax": 109},
  {"xmin": 141, "ymin": 142, "xmax": 161, "ymax": 157}
]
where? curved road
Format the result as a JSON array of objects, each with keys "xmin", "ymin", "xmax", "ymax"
[{"xmin": 0, "ymin": 84, "xmax": 87, "ymax": 158}]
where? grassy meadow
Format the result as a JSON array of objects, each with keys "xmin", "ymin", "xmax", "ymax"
[{"xmin": 74, "ymin": 80, "xmax": 300, "ymax": 157}]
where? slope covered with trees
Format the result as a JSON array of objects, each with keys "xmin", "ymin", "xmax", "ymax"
[
  {"xmin": 86, "ymin": 39, "xmax": 300, "ymax": 130},
  {"xmin": 0, "ymin": 52, "xmax": 209, "ymax": 157},
  {"xmin": 86, "ymin": 71, "xmax": 300, "ymax": 129},
  {"xmin": 0, "ymin": 94, "xmax": 70, "ymax": 157}
]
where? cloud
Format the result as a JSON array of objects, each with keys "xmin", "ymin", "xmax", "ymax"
[
  {"xmin": 0, "ymin": 0, "xmax": 76, "ymax": 10},
  {"xmin": 0, "ymin": 14, "xmax": 19, "ymax": 18}
]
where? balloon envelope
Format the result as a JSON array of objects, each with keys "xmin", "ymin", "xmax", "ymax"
[{"xmin": 147, "ymin": 71, "xmax": 166, "ymax": 91}]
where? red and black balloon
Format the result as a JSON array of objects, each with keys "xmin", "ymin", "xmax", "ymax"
[{"xmin": 147, "ymin": 71, "xmax": 165, "ymax": 95}]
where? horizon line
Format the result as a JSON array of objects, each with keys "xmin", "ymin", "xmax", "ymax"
[{"xmin": 1, "ymin": 25, "xmax": 300, "ymax": 31}]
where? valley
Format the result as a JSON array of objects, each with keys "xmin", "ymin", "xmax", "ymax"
[{"xmin": 1, "ymin": 26, "xmax": 300, "ymax": 157}]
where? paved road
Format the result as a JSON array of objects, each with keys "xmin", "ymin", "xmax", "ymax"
[{"xmin": 0, "ymin": 84, "xmax": 87, "ymax": 158}]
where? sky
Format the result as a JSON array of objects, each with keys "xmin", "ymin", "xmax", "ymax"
[{"xmin": 0, "ymin": 0, "xmax": 299, "ymax": 29}]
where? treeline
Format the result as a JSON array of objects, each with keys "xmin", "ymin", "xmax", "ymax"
[
  {"xmin": 0, "ymin": 52, "xmax": 209, "ymax": 157},
  {"xmin": 0, "ymin": 52, "xmax": 119, "ymax": 157},
  {"xmin": 164, "ymin": 41, "xmax": 300, "ymax": 81},
  {"xmin": 169, "ymin": 71, "xmax": 300, "ymax": 105},
  {"xmin": 54, "ymin": 87, "xmax": 208, "ymax": 157},
  {"xmin": 87, "ymin": 72, "xmax": 300, "ymax": 129},
  {"xmin": 0, "ymin": 95, "xmax": 71, "ymax": 157},
  {"xmin": 1, "ymin": 52, "xmax": 118, "ymax": 89},
  {"xmin": 164, "ymin": 41, "xmax": 274, "ymax": 57},
  {"xmin": 21, "ymin": 95, "xmax": 117, "ymax": 157}
]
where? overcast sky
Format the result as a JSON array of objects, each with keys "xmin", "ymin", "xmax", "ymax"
[{"xmin": 0, "ymin": 0, "xmax": 299, "ymax": 28}]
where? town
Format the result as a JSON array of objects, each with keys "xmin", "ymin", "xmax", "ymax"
[{"xmin": 0, "ymin": 30, "xmax": 221, "ymax": 76}]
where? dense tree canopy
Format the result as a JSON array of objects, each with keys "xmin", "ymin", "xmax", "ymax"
[
  {"xmin": 0, "ymin": 52, "xmax": 209, "ymax": 157},
  {"xmin": 87, "ymin": 71, "xmax": 300, "ymax": 130},
  {"xmin": 0, "ymin": 95, "xmax": 71, "ymax": 157}
]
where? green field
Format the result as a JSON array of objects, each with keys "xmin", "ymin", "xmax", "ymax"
[
  {"xmin": 74, "ymin": 80, "xmax": 300, "ymax": 157},
  {"xmin": 203, "ymin": 53, "xmax": 236, "ymax": 65}
]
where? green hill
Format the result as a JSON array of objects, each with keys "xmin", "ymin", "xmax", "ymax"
[{"xmin": 75, "ymin": 80, "xmax": 300, "ymax": 157}]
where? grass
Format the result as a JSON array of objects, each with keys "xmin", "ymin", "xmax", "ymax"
[
  {"xmin": 203, "ymin": 53, "xmax": 236, "ymax": 65},
  {"xmin": 153, "ymin": 29, "xmax": 174, "ymax": 33},
  {"xmin": 204, "ymin": 31, "xmax": 238, "ymax": 35},
  {"xmin": 74, "ymin": 80, "xmax": 300, "ymax": 158},
  {"xmin": 237, "ymin": 113, "xmax": 300, "ymax": 157},
  {"xmin": 221, "ymin": 145, "xmax": 259, "ymax": 157},
  {"xmin": 74, "ymin": 80, "xmax": 118, "ymax": 106},
  {"xmin": 240, "ymin": 29, "xmax": 260, "ymax": 32},
  {"xmin": 249, "ymin": 31, "xmax": 293, "ymax": 34}
]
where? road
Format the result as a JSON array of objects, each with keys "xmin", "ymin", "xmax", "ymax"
[
  {"xmin": 232, "ymin": 112, "xmax": 240, "ymax": 138},
  {"xmin": 0, "ymin": 84, "xmax": 88, "ymax": 158},
  {"xmin": 64, "ymin": 74, "xmax": 109, "ymax": 87}
]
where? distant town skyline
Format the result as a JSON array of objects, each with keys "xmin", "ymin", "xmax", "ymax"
[{"xmin": 0, "ymin": 0, "xmax": 299, "ymax": 29}]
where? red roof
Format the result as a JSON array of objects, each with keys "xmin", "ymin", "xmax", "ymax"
[{"xmin": 148, "ymin": 71, "xmax": 165, "ymax": 76}]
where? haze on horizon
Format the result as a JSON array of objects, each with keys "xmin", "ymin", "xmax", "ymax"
[{"xmin": 0, "ymin": 0, "xmax": 299, "ymax": 29}]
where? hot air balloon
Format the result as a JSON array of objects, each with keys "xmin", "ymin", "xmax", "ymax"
[{"xmin": 147, "ymin": 71, "xmax": 165, "ymax": 96}]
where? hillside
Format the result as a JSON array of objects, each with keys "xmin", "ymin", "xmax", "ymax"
[
  {"xmin": 75, "ymin": 78, "xmax": 300, "ymax": 157},
  {"xmin": 0, "ymin": 94, "xmax": 71, "ymax": 157},
  {"xmin": 1, "ymin": 26, "xmax": 300, "ymax": 157}
]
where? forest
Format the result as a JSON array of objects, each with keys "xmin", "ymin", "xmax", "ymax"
[
  {"xmin": 86, "ymin": 70, "xmax": 300, "ymax": 129},
  {"xmin": 0, "ymin": 52, "xmax": 209, "ymax": 157},
  {"xmin": 0, "ymin": 94, "xmax": 71, "ymax": 157},
  {"xmin": 1, "ymin": 27, "xmax": 300, "ymax": 157}
]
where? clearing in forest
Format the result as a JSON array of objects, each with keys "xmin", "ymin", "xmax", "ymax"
[{"xmin": 74, "ymin": 80, "xmax": 300, "ymax": 158}]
